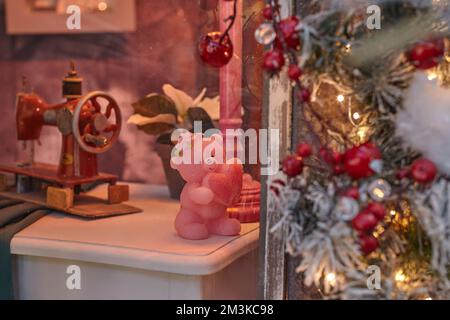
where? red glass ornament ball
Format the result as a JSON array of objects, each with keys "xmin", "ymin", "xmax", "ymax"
[
  {"xmin": 199, "ymin": 32, "xmax": 234, "ymax": 68},
  {"xmin": 411, "ymin": 158, "xmax": 437, "ymax": 184}
]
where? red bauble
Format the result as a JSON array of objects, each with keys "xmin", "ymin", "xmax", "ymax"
[
  {"xmin": 296, "ymin": 143, "xmax": 312, "ymax": 158},
  {"xmin": 198, "ymin": 32, "xmax": 233, "ymax": 68},
  {"xmin": 411, "ymin": 158, "xmax": 437, "ymax": 184},
  {"xmin": 352, "ymin": 210, "xmax": 378, "ymax": 232},
  {"xmin": 344, "ymin": 143, "xmax": 382, "ymax": 180},
  {"xmin": 288, "ymin": 64, "xmax": 303, "ymax": 81},
  {"xmin": 367, "ymin": 203, "xmax": 386, "ymax": 221},
  {"xmin": 279, "ymin": 16, "xmax": 301, "ymax": 49},
  {"xmin": 262, "ymin": 50, "xmax": 285, "ymax": 73},
  {"xmin": 359, "ymin": 234, "xmax": 379, "ymax": 255},
  {"xmin": 342, "ymin": 187, "xmax": 360, "ymax": 200},
  {"xmin": 262, "ymin": 5, "xmax": 273, "ymax": 20},
  {"xmin": 282, "ymin": 155, "xmax": 304, "ymax": 178},
  {"xmin": 408, "ymin": 39, "xmax": 445, "ymax": 70}
]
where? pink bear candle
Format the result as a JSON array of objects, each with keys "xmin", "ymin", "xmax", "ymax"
[{"xmin": 171, "ymin": 133, "xmax": 243, "ymax": 240}]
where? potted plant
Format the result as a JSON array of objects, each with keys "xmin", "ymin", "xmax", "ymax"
[{"xmin": 128, "ymin": 84, "xmax": 219, "ymax": 199}]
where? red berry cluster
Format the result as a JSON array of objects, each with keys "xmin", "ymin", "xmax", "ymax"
[
  {"xmin": 261, "ymin": 4, "xmax": 311, "ymax": 102},
  {"xmin": 408, "ymin": 38, "xmax": 445, "ymax": 70},
  {"xmin": 281, "ymin": 143, "xmax": 312, "ymax": 178},
  {"xmin": 351, "ymin": 202, "xmax": 386, "ymax": 255},
  {"xmin": 320, "ymin": 143, "xmax": 382, "ymax": 180},
  {"xmin": 281, "ymin": 142, "xmax": 383, "ymax": 182},
  {"xmin": 396, "ymin": 158, "xmax": 437, "ymax": 184}
]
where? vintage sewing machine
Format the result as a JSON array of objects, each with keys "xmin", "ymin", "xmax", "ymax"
[{"xmin": 0, "ymin": 63, "xmax": 139, "ymax": 218}]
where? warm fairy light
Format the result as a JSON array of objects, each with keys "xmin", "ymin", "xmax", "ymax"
[
  {"xmin": 427, "ymin": 71, "xmax": 437, "ymax": 81},
  {"xmin": 390, "ymin": 210, "xmax": 397, "ymax": 216},
  {"xmin": 325, "ymin": 273, "xmax": 336, "ymax": 284},
  {"xmin": 345, "ymin": 43, "xmax": 352, "ymax": 53},
  {"xmin": 337, "ymin": 94, "xmax": 345, "ymax": 102},
  {"xmin": 373, "ymin": 188, "xmax": 385, "ymax": 199},
  {"xmin": 98, "ymin": 1, "xmax": 108, "ymax": 11},
  {"xmin": 357, "ymin": 127, "xmax": 368, "ymax": 141},
  {"xmin": 395, "ymin": 270, "xmax": 406, "ymax": 282},
  {"xmin": 352, "ymin": 112, "xmax": 361, "ymax": 120},
  {"xmin": 425, "ymin": 297, "xmax": 432, "ymax": 300}
]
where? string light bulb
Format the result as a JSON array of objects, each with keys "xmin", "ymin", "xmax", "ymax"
[
  {"xmin": 395, "ymin": 270, "xmax": 406, "ymax": 282},
  {"xmin": 337, "ymin": 94, "xmax": 345, "ymax": 103},
  {"xmin": 427, "ymin": 71, "xmax": 437, "ymax": 81},
  {"xmin": 325, "ymin": 272, "xmax": 336, "ymax": 285},
  {"xmin": 352, "ymin": 112, "xmax": 361, "ymax": 120}
]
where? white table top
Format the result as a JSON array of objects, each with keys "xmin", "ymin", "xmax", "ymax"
[{"xmin": 11, "ymin": 183, "xmax": 260, "ymax": 275}]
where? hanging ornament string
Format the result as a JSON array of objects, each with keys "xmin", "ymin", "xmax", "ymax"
[{"xmin": 220, "ymin": 0, "xmax": 238, "ymax": 44}]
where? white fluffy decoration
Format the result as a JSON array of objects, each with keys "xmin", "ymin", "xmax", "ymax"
[{"xmin": 396, "ymin": 72, "xmax": 450, "ymax": 175}]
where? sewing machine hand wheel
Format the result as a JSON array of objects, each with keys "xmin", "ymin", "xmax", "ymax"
[{"xmin": 73, "ymin": 91, "xmax": 122, "ymax": 154}]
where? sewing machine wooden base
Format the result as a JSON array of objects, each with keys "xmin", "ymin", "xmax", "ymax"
[{"xmin": 0, "ymin": 163, "xmax": 141, "ymax": 219}]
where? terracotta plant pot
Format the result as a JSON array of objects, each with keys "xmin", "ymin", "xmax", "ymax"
[{"xmin": 155, "ymin": 142, "xmax": 186, "ymax": 200}]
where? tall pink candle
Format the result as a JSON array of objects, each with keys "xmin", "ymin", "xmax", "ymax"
[{"xmin": 219, "ymin": 0, "xmax": 243, "ymax": 132}]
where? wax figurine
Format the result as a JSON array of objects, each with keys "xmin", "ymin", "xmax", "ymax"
[{"xmin": 171, "ymin": 133, "xmax": 243, "ymax": 240}]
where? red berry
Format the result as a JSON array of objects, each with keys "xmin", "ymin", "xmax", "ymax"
[
  {"xmin": 262, "ymin": 50, "xmax": 285, "ymax": 73},
  {"xmin": 298, "ymin": 88, "xmax": 311, "ymax": 103},
  {"xmin": 282, "ymin": 155, "xmax": 303, "ymax": 178},
  {"xmin": 396, "ymin": 167, "xmax": 411, "ymax": 180},
  {"xmin": 198, "ymin": 32, "xmax": 233, "ymax": 68},
  {"xmin": 319, "ymin": 147, "xmax": 332, "ymax": 164},
  {"xmin": 359, "ymin": 234, "xmax": 379, "ymax": 255},
  {"xmin": 333, "ymin": 164, "xmax": 345, "ymax": 175},
  {"xmin": 409, "ymin": 39, "xmax": 444, "ymax": 70},
  {"xmin": 367, "ymin": 203, "xmax": 386, "ymax": 221},
  {"xmin": 342, "ymin": 187, "xmax": 360, "ymax": 200},
  {"xmin": 288, "ymin": 64, "xmax": 303, "ymax": 81},
  {"xmin": 331, "ymin": 151, "xmax": 343, "ymax": 164},
  {"xmin": 352, "ymin": 210, "xmax": 378, "ymax": 232},
  {"xmin": 262, "ymin": 5, "xmax": 273, "ymax": 20},
  {"xmin": 279, "ymin": 16, "xmax": 300, "ymax": 49},
  {"xmin": 273, "ymin": 38, "xmax": 284, "ymax": 51},
  {"xmin": 296, "ymin": 143, "xmax": 312, "ymax": 158},
  {"xmin": 411, "ymin": 158, "xmax": 437, "ymax": 184},
  {"xmin": 344, "ymin": 143, "xmax": 382, "ymax": 180}
]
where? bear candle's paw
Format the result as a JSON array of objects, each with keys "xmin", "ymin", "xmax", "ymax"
[
  {"xmin": 176, "ymin": 222, "xmax": 209, "ymax": 240},
  {"xmin": 207, "ymin": 218, "xmax": 241, "ymax": 236}
]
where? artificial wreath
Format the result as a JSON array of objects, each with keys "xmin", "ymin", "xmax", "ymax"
[{"xmin": 258, "ymin": 0, "xmax": 450, "ymax": 299}]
